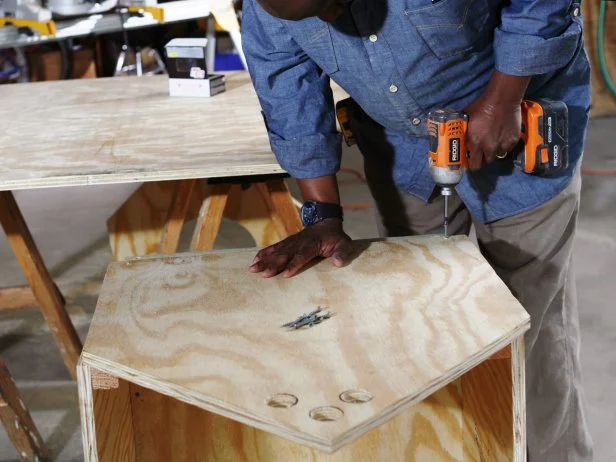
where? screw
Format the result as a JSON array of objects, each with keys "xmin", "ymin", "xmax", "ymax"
[{"xmin": 281, "ymin": 307, "xmax": 322, "ymax": 328}]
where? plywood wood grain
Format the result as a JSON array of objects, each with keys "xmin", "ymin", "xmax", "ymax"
[
  {"xmin": 0, "ymin": 73, "xmax": 283, "ymax": 191},
  {"xmin": 93, "ymin": 379, "xmax": 136, "ymax": 462},
  {"xmin": 0, "ymin": 72, "xmax": 350, "ymax": 191},
  {"xmin": 461, "ymin": 358, "xmax": 513, "ymax": 461},
  {"xmin": 126, "ymin": 379, "xmax": 467, "ymax": 462},
  {"xmin": 81, "ymin": 235, "xmax": 529, "ymax": 452}
]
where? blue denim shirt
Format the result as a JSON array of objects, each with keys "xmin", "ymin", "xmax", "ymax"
[{"xmin": 242, "ymin": 0, "xmax": 591, "ymax": 223}]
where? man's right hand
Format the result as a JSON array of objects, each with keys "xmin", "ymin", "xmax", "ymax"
[{"xmin": 249, "ymin": 218, "xmax": 353, "ymax": 278}]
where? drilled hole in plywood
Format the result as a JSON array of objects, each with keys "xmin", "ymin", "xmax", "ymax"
[
  {"xmin": 309, "ymin": 406, "xmax": 344, "ymax": 422},
  {"xmin": 266, "ymin": 393, "xmax": 298, "ymax": 408},
  {"xmin": 339, "ymin": 389, "xmax": 373, "ymax": 404}
]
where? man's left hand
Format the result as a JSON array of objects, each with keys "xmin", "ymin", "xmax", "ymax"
[{"xmin": 464, "ymin": 71, "xmax": 531, "ymax": 171}]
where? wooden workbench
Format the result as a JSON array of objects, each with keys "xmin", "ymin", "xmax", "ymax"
[
  {"xmin": 0, "ymin": 73, "xmax": 284, "ymax": 191},
  {"xmin": 78, "ymin": 235, "xmax": 530, "ymax": 461}
]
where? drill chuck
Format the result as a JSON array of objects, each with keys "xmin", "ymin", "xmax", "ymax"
[{"xmin": 428, "ymin": 165, "xmax": 464, "ymax": 189}]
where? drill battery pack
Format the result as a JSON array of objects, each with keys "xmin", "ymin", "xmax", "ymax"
[{"xmin": 516, "ymin": 99, "xmax": 569, "ymax": 175}]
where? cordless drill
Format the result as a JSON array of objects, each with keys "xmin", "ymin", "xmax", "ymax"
[{"xmin": 428, "ymin": 99, "xmax": 569, "ymax": 237}]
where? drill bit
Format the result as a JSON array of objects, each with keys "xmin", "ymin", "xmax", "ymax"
[{"xmin": 440, "ymin": 186, "xmax": 453, "ymax": 238}]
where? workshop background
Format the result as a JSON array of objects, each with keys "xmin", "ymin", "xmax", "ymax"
[{"xmin": 1, "ymin": 0, "xmax": 615, "ymax": 460}]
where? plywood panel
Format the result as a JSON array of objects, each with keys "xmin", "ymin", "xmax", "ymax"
[
  {"xmin": 0, "ymin": 72, "xmax": 349, "ymax": 191},
  {"xmin": 127, "ymin": 380, "xmax": 466, "ymax": 462},
  {"xmin": 0, "ymin": 73, "xmax": 282, "ymax": 191},
  {"xmin": 93, "ymin": 380, "xmax": 136, "ymax": 462},
  {"xmin": 461, "ymin": 358, "xmax": 513, "ymax": 461},
  {"xmin": 82, "ymin": 235, "xmax": 529, "ymax": 452}
]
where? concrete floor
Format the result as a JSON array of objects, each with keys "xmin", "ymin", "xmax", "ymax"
[{"xmin": 0, "ymin": 118, "xmax": 614, "ymax": 461}]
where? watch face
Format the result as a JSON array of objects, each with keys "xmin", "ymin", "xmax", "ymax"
[{"xmin": 301, "ymin": 202, "xmax": 318, "ymax": 226}]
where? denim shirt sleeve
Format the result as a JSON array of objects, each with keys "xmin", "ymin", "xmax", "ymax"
[
  {"xmin": 241, "ymin": 0, "xmax": 342, "ymax": 179},
  {"xmin": 494, "ymin": 0, "xmax": 582, "ymax": 76}
]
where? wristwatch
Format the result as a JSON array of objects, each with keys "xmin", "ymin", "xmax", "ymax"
[{"xmin": 300, "ymin": 201, "xmax": 343, "ymax": 227}]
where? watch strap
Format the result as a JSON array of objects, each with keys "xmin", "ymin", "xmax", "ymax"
[{"xmin": 314, "ymin": 202, "xmax": 343, "ymax": 221}]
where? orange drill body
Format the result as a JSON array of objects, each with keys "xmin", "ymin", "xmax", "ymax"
[{"xmin": 427, "ymin": 109, "xmax": 469, "ymax": 188}]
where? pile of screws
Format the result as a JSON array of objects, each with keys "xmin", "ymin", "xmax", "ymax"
[{"xmin": 281, "ymin": 307, "xmax": 332, "ymax": 330}]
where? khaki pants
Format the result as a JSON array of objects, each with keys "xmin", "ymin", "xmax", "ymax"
[{"xmin": 363, "ymin": 156, "xmax": 593, "ymax": 460}]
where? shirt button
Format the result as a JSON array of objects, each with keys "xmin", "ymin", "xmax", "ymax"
[
  {"xmin": 572, "ymin": 7, "xmax": 580, "ymax": 16},
  {"xmin": 412, "ymin": 117, "xmax": 421, "ymax": 126},
  {"xmin": 389, "ymin": 84, "xmax": 398, "ymax": 93},
  {"xmin": 369, "ymin": 34, "xmax": 378, "ymax": 42}
]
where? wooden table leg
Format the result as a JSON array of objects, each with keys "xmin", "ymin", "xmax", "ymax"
[
  {"xmin": 158, "ymin": 179, "xmax": 198, "ymax": 254},
  {"xmin": 190, "ymin": 183, "xmax": 232, "ymax": 252},
  {"xmin": 0, "ymin": 191, "xmax": 82, "ymax": 379},
  {"xmin": 108, "ymin": 177, "xmax": 302, "ymax": 261},
  {"xmin": 257, "ymin": 178, "xmax": 303, "ymax": 238},
  {"xmin": 0, "ymin": 355, "xmax": 48, "ymax": 461}
]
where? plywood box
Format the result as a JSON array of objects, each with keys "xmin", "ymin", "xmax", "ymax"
[{"xmin": 78, "ymin": 236, "xmax": 530, "ymax": 461}]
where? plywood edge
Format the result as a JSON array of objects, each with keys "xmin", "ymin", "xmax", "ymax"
[
  {"xmin": 77, "ymin": 360, "xmax": 99, "ymax": 462},
  {"xmin": 120, "ymin": 234, "xmax": 476, "ymax": 265},
  {"xmin": 81, "ymin": 319, "xmax": 529, "ymax": 454},
  {"xmin": 511, "ymin": 336, "xmax": 527, "ymax": 462},
  {"xmin": 0, "ymin": 165, "xmax": 286, "ymax": 193},
  {"xmin": 91, "ymin": 369, "xmax": 120, "ymax": 390}
]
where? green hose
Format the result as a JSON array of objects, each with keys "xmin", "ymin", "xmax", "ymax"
[{"xmin": 598, "ymin": 0, "xmax": 616, "ymax": 97}]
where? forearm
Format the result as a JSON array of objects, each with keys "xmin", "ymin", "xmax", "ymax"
[
  {"xmin": 483, "ymin": 70, "xmax": 531, "ymax": 105},
  {"xmin": 298, "ymin": 175, "xmax": 341, "ymax": 204}
]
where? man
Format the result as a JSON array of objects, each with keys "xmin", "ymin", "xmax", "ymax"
[{"xmin": 242, "ymin": 0, "xmax": 593, "ymax": 460}]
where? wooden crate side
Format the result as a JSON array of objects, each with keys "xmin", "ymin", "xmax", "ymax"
[
  {"xmin": 461, "ymin": 357, "xmax": 513, "ymax": 461},
  {"xmin": 78, "ymin": 362, "xmax": 136, "ymax": 462},
  {"xmin": 127, "ymin": 380, "xmax": 466, "ymax": 461},
  {"xmin": 93, "ymin": 378, "xmax": 137, "ymax": 462},
  {"xmin": 461, "ymin": 339, "xmax": 526, "ymax": 462}
]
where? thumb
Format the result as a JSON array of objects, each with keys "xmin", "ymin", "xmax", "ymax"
[{"xmin": 331, "ymin": 240, "xmax": 354, "ymax": 267}]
